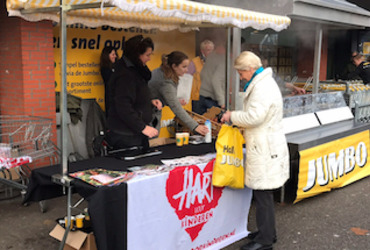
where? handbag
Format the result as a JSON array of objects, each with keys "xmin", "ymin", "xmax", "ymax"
[{"xmin": 212, "ymin": 124, "xmax": 245, "ymax": 189}]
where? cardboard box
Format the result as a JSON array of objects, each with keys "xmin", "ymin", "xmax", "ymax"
[
  {"xmin": 49, "ymin": 224, "xmax": 97, "ymax": 250},
  {"xmin": 149, "ymin": 137, "xmax": 176, "ymax": 147},
  {"xmin": 202, "ymin": 106, "xmax": 223, "ymax": 120}
]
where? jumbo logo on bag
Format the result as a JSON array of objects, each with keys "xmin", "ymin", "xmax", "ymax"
[
  {"xmin": 219, "ymin": 145, "xmax": 243, "ymax": 167},
  {"xmin": 165, "ymin": 159, "xmax": 223, "ymax": 241}
]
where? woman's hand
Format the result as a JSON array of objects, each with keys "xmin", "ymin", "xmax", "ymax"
[
  {"xmin": 293, "ymin": 86, "xmax": 306, "ymax": 95},
  {"xmin": 220, "ymin": 110, "xmax": 231, "ymax": 123},
  {"xmin": 152, "ymin": 99, "xmax": 163, "ymax": 110},
  {"xmin": 285, "ymin": 83, "xmax": 306, "ymax": 95},
  {"xmin": 142, "ymin": 125, "xmax": 159, "ymax": 138},
  {"xmin": 195, "ymin": 125, "xmax": 209, "ymax": 136}
]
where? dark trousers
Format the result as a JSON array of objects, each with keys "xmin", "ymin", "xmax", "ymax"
[
  {"xmin": 192, "ymin": 100, "xmax": 201, "ymax": 114},
  {"xmin": 194, "ymin": 95, "xmax": 219, "ymax": 115},
  {"xmin": 253, "ymin": 190, "xmax": 276, "ymax": 245}
]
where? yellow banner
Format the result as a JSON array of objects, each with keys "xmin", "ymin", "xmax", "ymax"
[
  {"xmin": 158, "ymin": 104, "xmax": 192, "ymax": 138},
  {"xmin": 296, "ymin": 130, "xmax": 370, "ymax": 203},
  {"xmin": 53, "ymin": 25, "xmax": 195, "ymax": 111}
]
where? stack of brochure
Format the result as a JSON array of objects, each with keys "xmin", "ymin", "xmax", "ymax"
[{"xmin": 69, "ymin": 168, "xmax": 136, "ymax": 186}]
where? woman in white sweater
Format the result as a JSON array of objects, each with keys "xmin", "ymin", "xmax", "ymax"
[
  {"xmin": 221, "ymin": 51, "xmax": 289, "ymax": 250},
  {"xmin": 149, "ymin": 51, "xmax": 209, "ymax": 136}
]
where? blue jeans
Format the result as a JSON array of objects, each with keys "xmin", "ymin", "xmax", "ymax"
[{"xmin": 194, "ymin": 95, "xmax": 219, "ymax": 115}]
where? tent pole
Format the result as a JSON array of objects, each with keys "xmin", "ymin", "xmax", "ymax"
[
  {"xmin": 225, "ymin": 27, "xmax": 231, "ymax": 110},
  {"xmin": 313, "ymin": 24, "xmax": 322, "ymax": 94},
  {"xmin": 57, "ymin": 4, "xmax": 73, "ymax": 250},
  {"xmin": 230, "ymin": 27, "xmax": 241, "ymax": 110},
  {"xmin": 60, "ymin": 0, "xmax": 68, "ymax": 176}
]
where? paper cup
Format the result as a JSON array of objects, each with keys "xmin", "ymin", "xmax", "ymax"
[
  {"xmin": 76, "ymin": 214, "xmax": 85, "ymax": 228},
  {"xmin": 176, "ymin": 133, "xmax": 184, "ymax": 147},
  {"xmin": 182, "ymin": 132, "xmax": 189, "ymax": 145}
]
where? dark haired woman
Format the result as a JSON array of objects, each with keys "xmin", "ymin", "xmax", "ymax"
[
  {"xmin": 106, "ymin": 35, "xmax": 162, "ymax": 152},
  {"xmin": 100, "ymin": 46, "xmax": 118, "ymax": 116},
  {"xmin": 148, "ymin": 51, "xmax": 209, "ymax": 136}
]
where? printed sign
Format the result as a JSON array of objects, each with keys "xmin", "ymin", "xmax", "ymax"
[
  {"xmin": 166, "ymin": 160, "xmax": 223, "ymax": 241},
  {"xmin": 296, "ymin": 130, "xmax": 370, "ymax": 203},
  {"xmin": 127, "ymin": 160, "xmax": 252, "ymax": 250},
  {"xmin": 363, "ymin": 42, "xmax": 370, "ymax": 55},
  {"xmin": 53, "ymin": 24, "xmax": 195, "ymax": 110}
]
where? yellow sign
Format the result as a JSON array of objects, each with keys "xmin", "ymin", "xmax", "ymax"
[
  {"xmin": 158, "ymin": 103, "xmax": 192, "ymax": 138},
  {"xmin": 363, "ymin": 42, "xmax": 370, "ymax": 55},
  {"xmin": 53, "ymin": 24, "xmax": 195, "ymax": 111},
  {"xmin": 296, "ymin": 130, "xmax": 370, "ymax": 203}
]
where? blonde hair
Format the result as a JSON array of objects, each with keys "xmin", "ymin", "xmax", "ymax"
[{"xmin": 234, "ymin": 51, "xmax": 262, "ymax": 71}]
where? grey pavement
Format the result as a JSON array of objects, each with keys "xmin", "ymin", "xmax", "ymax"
[{"xmin": 0, "ymin": 176, "xmax": 369, "ymax": 250}]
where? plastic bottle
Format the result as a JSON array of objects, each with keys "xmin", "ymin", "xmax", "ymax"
[{"xmin": 204, "ymin": 120, "xmax": 212, "ymax": 143}]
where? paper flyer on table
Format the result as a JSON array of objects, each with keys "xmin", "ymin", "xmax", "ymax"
[{"xmin": 161, "ymin": 153, "xmax": 216, "ymax": 167}]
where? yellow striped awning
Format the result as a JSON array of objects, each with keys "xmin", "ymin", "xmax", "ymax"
[{"xmin": 7, "ymin": 0, "xmax": 291, "ymax": 31}]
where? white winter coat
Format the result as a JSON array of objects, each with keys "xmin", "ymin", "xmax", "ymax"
[{"xmin": 230, "ymin": 68, "xmax": 289, "ymax": 190}]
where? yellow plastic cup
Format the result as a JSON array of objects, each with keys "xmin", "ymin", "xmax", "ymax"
[
  {"xmin": 182, "ymin": 132, "xmax": 189, "ymax": 145},
  {"xmin": 64, "ymin": 216, "xmax": 75, "ymax": 229},
  {"xmin": 76, "ymin": 214, "xmax": 85, "ymax": 228},
  {"xmin": 176, "ymin": 133, "xmax": 184, "ymax": 147}
]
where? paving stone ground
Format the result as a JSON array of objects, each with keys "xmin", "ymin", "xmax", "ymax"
[{"xmin": 0, "ymin": 176, "xmax": 369, "ymax": 250}]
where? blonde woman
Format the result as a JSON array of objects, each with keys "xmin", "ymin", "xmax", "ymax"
[{"xmin": 221, "ymin": 51, "xmax": 289, "ymax": 250}]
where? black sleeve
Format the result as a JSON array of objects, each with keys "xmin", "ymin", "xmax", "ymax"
[
  {"xmin": 348, "ymin": 66, "xmax": 360, "ymax": 80},
  {"xmin": 113, "ymin": 74, "xmax": 146, "ymax": 134},
  {"xmin": 101, "ymin": 67, "xmax": 112, "ymax": 85}
]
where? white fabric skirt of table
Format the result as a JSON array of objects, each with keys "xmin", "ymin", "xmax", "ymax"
[{"xmin": 127, "ymin": 161, "xmax": 252, "ymax": 250}]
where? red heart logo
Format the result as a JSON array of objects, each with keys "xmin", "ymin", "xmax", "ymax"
[{"xmin": 166, "ymin": 159, "xmax": 223, "ymax": 241}]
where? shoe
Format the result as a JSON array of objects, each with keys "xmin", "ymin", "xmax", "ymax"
[
  {"xmin": 247, "ymin": 231, "xmax": 259, "ymax": 240},
  {"xmin": 241, "ymin": 241, "xmax": 272, "ymax": 250},
  {"xmin": 247, "ymin": 231, "xmax": 277, "ymax": 243}
]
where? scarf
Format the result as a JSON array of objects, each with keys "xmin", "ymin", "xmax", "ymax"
[
  {"xmin": 123, "ymin": 57, "xmax": 152, "ymax": 82},
  {"xmin": 243, "ymin": 67, "xmax": 264, "ymax": 92},
  {"xmin": 136, "ymin": 65, "xmax": 152, "ymax": 82}
]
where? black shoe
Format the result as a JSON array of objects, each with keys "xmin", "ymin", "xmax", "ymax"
[
  {"xmin": 241, "ymin": 241, "xmax": 273, "ymax": 250},
  {"xmin": 247, "ymin": 231, "xmax": 259, "ymax": 240},
  {"xmin": 247, "ymin": 231, "xmax": 277, "ymax": 243}
]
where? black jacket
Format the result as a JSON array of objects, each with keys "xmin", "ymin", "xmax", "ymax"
[
  {"xmin": 107, "ymin": 57, "xmax": 153, "ymax": 135},
  {"xmin": 101, "ymin": 66, "xmax": 115, "ymax": 116},
  {"xmin": 354, "ymin": 61, "xmax": 370, "ymax": 84}
]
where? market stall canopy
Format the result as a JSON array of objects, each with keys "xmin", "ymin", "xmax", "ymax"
[
  {"xmin": 196, "ymin": 0, "xmax": 370, "ymax": 29},
  {"xmin": 6, "ymin": 0, "xmax": 291, "ymax": 31}
]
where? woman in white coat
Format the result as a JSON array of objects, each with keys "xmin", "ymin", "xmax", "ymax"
[{"xmin": 221, "ymin": 51, "xmax": 289, "ymax": 250}]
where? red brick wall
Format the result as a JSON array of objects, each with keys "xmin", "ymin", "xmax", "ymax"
[
  {"xmin": 1, "ymin": 3, "xmax": 58, "ymax": 167},
  {"xmin": 320, "ymin": 33, "xmax": 328, "ymax": 80},
  {"xmin": 296, "ymin": 29, "xmax": 328, "ymax": 81}
]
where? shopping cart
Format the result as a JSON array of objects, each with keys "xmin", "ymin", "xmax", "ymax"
[{"xmin": 0, "ymin": 115, "xmax": 60, "ymax": 212}]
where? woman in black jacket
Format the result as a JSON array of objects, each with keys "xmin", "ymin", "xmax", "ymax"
[
  {"xmin": 106, "ymin": 35, "xmax": 162, "ymax": 153},
  {"xmin": 100, "ymin": 46, "xmax": 118, "ymax": 116}
]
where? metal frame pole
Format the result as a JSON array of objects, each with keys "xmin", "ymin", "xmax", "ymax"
[
  {"xmin": 60, "ymin": 0, "xmax": 68, "ymax": 176},
  {"xmin": 57, "ymin": 1, "xmax": 73, "ymax": 249},
  {"xmin": 230, "ymin": 27, "xmax": 241, "ymax": 110},
  {"xmin": 226, "ymin": 27, "xmax": 231, "ymax": 110},
  {"xmin": 312, "ymin": 24, "xmax": 322, "ymax": 94}
]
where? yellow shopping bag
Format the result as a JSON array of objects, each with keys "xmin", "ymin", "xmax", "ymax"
[{"xmin": 212, "ymin": 124, "xmax": 245, "ymax": 189}]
